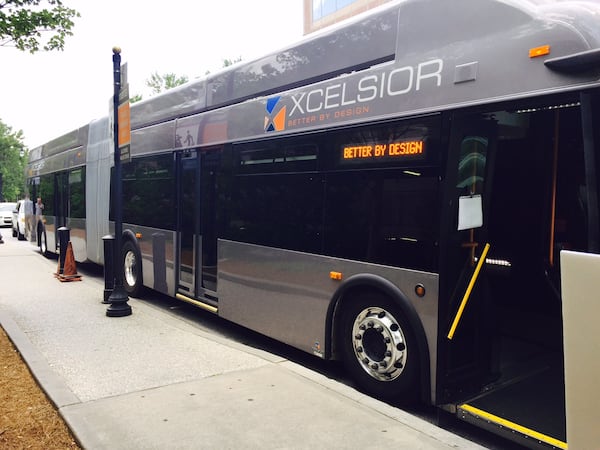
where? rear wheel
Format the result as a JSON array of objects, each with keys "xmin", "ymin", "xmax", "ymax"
[
  {"xmin": 340, "ymin": 292, "xmax": 420, "ymax": 403},
  {"xmin": 122, "ymin": 240, "xmax": 143, "ymax": 297},
  {"xmin": 39, "ymin": 230, "xmax": 50, "ymax": 258}
]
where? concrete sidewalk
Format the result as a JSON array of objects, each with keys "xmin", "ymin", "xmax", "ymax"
[{"xmin": 0, "ymin": 236, "xmax": 485, "ymax": 449}]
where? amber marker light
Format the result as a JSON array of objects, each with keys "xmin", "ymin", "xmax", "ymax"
[
  {"xmin": 330, "ymin": 271, "xmax": 343, "ymax": 281},
  {"xmin": 529, "ymin": 45, "xmax": 550, "ymax": 58},
  {"xmin": 135, "ymin": 232, "xmax": 142, "ymax": 239},
  {"xmin": 415, "ymin": 284, "xmax": 426, "ymax": 298}
]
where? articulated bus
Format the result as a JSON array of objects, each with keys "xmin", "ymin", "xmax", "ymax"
[{"xmin": 25, "ymin": 1, "xmax": 600, "ymax": 447}]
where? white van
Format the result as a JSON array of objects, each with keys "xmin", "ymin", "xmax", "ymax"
[{"xmin": 12, "ymin": 199, "xmax": 33, "ymax": 240}]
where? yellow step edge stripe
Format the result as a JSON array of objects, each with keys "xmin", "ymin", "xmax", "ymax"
[
  {"xmin": 460, "ymin": 403, "xmax": 567, "ymax": 449},
  {"xmin": 176, "ymin": 293, "xmax": 218, "ymax": 314}
]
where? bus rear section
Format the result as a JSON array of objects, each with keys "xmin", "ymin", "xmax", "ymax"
[{"xmin": 437, "ymin": 92, "xmax": 600, "ymax": 449}]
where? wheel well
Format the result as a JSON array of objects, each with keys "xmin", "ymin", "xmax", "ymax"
[
  {"xmin": 122, "ymin": 229, "xmax": 138, "ymax": 246},
  {"xmin": 328, "ymin": 274, "xmax": 431, "ymax": 403}
]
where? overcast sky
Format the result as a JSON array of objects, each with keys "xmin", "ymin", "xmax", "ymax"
[{"xmin": 0, "ymin": 1, "xmax": 304, "ymax": 149}]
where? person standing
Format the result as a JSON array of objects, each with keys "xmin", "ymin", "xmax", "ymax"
[{"xmin": 35, "ymin": 197, "xmax": 44, "ymax": 218}]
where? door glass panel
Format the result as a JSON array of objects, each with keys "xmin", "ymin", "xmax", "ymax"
[
  {"xmin": 178, "ymin": 152, "xmax": 197, "ymax": 291},
  {"xmin": 200, "ymin": 150, "xmax": 220, "ymax": 292}
]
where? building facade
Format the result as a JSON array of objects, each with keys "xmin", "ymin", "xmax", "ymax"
[{"xmin": 303, "ymin": 0, "xmax": 394, "ymax": 34}]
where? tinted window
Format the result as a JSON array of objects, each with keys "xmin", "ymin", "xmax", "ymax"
[
  {"xmin": 224, "ymin": 172, "xmax": 323, "ymax": 253},
  {"xmin": 237, "ymin": 142, "xmax": 317, "ymax": 174},
  {"xmin": 222, "ymin": 116, "xmax": 441, "ymax": 271},
  {"xmin": 38, "ymin": 174, "xmax": 54, "ymax": 216},
  {"xmin": 120, "ymin": 154, "xmax": 175, "ymax": 230},
  {"xmin": 323, "ymin": 169, "xmax": 439, "ymax": 271},
  {"xmin": 69, "ymin": 168, "xmax": 85, "ymax": 218}
]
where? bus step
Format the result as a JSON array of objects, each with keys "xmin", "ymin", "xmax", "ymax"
[
  {"xmin": 456, "ymin": 366, "xmax": 566, "ymax": 449},
  {"xmin": 458, "ymin": 403, "xmax": 566, "ymax": 449}
]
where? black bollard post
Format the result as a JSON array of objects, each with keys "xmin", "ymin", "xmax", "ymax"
[
  {"xmin": 102, "ymin": 234, "xmax": 115, "ymax": 303},
  {"xmin": 57, "ymin": 227, "xmax": 70, "ymax": 275}
]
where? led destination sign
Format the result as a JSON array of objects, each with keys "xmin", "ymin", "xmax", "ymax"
[{"xmin": 341, "ymin": 139, "xmax": 425, "ymax": 164}]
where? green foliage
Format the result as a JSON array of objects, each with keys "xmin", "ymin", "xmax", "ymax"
[
  {"xmin": 146, "ymin": 72, "xmax": 189, "ymax": 95},
  {"xmin": 132, "ymin": 57, "xmax": 244, "ymax": 102},
  {"xmin": 0, "ymin": 119, "xmax": 27, "ymax": 201},
  {"xmin": 222, "ymin": 56, "xmax": 242, "ymax": 68},
  {"xmin": 0, "ymin": 0, "xmax": 79, "ymax": 53},
  {"xmin": 130, "ymin": 93, "xmax": 143, "ymax": 104}
]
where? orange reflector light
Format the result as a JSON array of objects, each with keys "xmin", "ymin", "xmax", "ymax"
[
  {"xmin": 330, "ymin": 271, "xmax": 343, "ymax": 281},
  {"xmin": 135, "ymin": 233, "xmax": 142, "ymax": 239},
  {"xmin": 529, "ymin": 45, "xmax": 550, "ymax": 58},
  {"xmin": 415, "ymin": 284, "xmax": 426, "ymax": 298}
]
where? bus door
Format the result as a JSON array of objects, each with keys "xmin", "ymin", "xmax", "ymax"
[
  {"xmin": 37, "ymin": 171, "xmax": 69, "ymax": 248},
  {"xmin": 55, "ymin": 171, "xmax": 69, "ymax": 229},
  {"xmin": 176, "ymin": 149, "xmax": 219, "ymax": 311},
  {"xmin": 440, "ymin": 101, "xmax": 593, "ymax": 448},
  {"xmin": 438, "ymin": 116, "xmax": 497, "ymax": 405}
]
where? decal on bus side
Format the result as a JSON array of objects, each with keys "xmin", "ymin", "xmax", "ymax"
[{"xmin": 264, "ymin": 58, "xmax": 444, "ymax": 133}]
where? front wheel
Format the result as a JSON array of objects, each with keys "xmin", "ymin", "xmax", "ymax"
[
  {"xmin": 122, "ymin": 240, "xmax": 143, "ymax": 297},
  {"xmin": 340, "ymin": 293, "xmax": 420, "ymax": 403}
]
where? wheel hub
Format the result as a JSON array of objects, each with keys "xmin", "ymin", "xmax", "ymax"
[
  {"xmin": 351, "ymin": 307, "xmax": 407, "ymax": 381},
  {"xmin": 124, "ymin": 250, "xmax": 137, "ymax": 287}
]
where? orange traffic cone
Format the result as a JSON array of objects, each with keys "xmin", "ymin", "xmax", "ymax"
[{"xmin": 58, "ymin": 242, "xmax": 82, "ymax": 282}]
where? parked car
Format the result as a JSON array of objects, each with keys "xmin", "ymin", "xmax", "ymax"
[
  {"xmin": 0, "ymin": 202, "xmax": 16, "ymax": 227},
  {"xmin": 12, "ymin": 199, "xmax": 32, "ymax": 240}
]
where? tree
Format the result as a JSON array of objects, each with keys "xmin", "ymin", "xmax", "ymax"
[
  {"xmin": 146, "ymin": 72, "xmax": 189, "ymax": 95},
  {"xmin": 0, "ymin": 119, "xmax": 27, "ymax": 202},
  {"xmin": 131, "ymin": 57, "xmax": 245, "ymax": 103},
  {"xmin": 129, "ymin": 93, "xmax": 143, "ymax": 104},
  {"xmin": 0, "ymin": 0, "xmax": 79, "ymax": 53},
  {"xmin": 222, "ymin": 56, "xmax": 242, "ymax": 68}
]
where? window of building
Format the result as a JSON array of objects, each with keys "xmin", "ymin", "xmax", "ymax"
[{"xmin": 312, "ymin": 0, "xmax": 357, "ymax": 21}]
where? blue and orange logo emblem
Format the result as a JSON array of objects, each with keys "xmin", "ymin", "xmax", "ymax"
[{"xmin": 264, "ymin": 96, "xmax": 286, "ymax": 132}]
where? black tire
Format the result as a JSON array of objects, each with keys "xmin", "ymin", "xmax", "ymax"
[
  {"xmin": 12, "ymin": 227, "xmax": 17, "ymax": 238},
  {"xmin": 339, "ymin": 292, "xmax": 420, "ymax": 403},
  {"xmin": 17, "ymin": 227, "xmax": 25, "ymax": 241},
  {"xmin": 39, "ymin": 230, "xmax": 50, "ymax": 258},
  {"xmin": 122, "ymin": 239, "xmax": 143, "ymax": 297}
]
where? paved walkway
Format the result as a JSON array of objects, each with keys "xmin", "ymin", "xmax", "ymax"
[{"xmin": 0, "ymin": 235, "xmax": 486, "ymax": 449}]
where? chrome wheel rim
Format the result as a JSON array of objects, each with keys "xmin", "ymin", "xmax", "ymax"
[
  {"xmin": 351, "ymin": 307, "xmax": 407, "ymax": 381},
  {"xmin": 124, "ymin": 250, "xmax": 137, "ymax": 287},
  {"xmin": 40, "ymin": 233, "xmax": 47, "ymax": 254}
]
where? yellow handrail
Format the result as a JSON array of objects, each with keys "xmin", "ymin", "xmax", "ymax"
[{"xmin": 447, "ymin": 243, "xmax": 491, "ymax": 340}]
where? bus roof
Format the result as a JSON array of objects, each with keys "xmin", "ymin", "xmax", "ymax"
[{"xmin": 31, "ymin": 0, "xmax": 600, "ymax": 161}]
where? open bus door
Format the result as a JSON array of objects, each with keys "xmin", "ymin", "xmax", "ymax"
[
  {"xmin": 438, "ymin": 115, "xmax": 498, "ymax": 405},
  {"xmin": 438, "ymin": 97, "xmax": 600, "ymax": 448}
]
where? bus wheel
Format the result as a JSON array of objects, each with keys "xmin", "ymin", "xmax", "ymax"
[
  {"xmin": 122, "ymin": 240, "xmax": 143, "ymax": 297},
  {"xmin": 340, "ymin": 293, "xmax": 419, "ymax": 403},
  {"xmin": 39, "ymin": 230, "xmax": 50, "ymax": 258}
]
